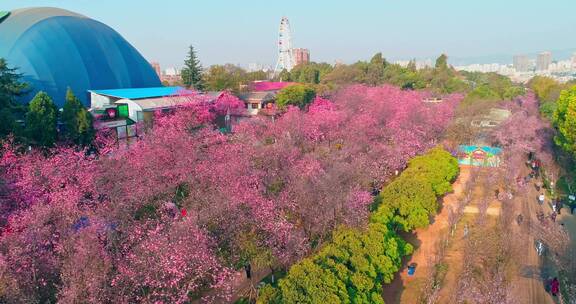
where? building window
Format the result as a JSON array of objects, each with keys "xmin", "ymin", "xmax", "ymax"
[
  {"xmin": 117, "ymin": 126, "xmax": 127, "ymax": 139},
  {"xmin": 136, "ymin": 111, "xmax": 144, "ymax": 121},
  {"xmin": 251, "ymin": 103, "xmax": 259, "ymax": 109}
]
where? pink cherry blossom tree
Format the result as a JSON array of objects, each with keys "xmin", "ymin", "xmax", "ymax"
[{"xmin": 0, "ymin": 84, "xmax": 462, "ymax": 302}]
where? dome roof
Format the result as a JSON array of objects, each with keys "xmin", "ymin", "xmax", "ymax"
[{"xmin": 0, "ymin": 7, "xmax": 161, "ymax": 107}]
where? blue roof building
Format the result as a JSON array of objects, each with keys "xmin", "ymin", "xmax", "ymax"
[
  {"xmin": 0, "ymin": 7, "xmax": 161, "ymax": 107},
  {"xmin": 89, "ymin": 87, "xmax": 183, "ymax": 100}
]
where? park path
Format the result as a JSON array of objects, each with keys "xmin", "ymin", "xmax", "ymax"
[
  {"xmin": 433, "ymin": 169, "xmax": 506, "ymax": 303},
  {"xmin": 382, "ymin": 167, "xmax": 470, "ymax": 303},
  {"xmin": 385, "ymin": 164, "xmax": 559, "ymax": 304}
]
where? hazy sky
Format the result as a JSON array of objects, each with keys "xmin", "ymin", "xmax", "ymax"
[{"xmin": 3, "ymin": 0, "xmax": 576, "ymax": 69}]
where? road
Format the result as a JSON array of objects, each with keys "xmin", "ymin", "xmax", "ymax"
[{"xmin": 510, "ymin": 168, "xmax": 556, "ymax": 304}]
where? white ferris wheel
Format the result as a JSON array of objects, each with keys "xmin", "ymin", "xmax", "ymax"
[{"xmin": 274, "ymin": 16, "xmax": 294, "ymax": 75}]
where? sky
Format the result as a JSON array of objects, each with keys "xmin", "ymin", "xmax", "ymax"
[{"xmin": 3, "ymin": 0, "xmax": 576, "ymax": 69}]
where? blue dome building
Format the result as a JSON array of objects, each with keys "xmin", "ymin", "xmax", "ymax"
[{"xmin": 0, "ymin": 7, "xmax": 161, "ymax": 107}]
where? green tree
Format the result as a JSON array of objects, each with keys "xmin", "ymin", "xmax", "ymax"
[
  {"xmin": 290, "ymin": 64, "xmax": 321, "ymax": 84},
  {"xmin": 528, "ymin": 76, "xmax": 562, "ymax": 102},
  {"xmin": 0, "ymin": 58, "xmax": 28, "ymax": 138},
  {"xmin": 277, "ymin": 258, "xmax": 350, "ymax": 304},
  {"xmin": 540, "ymin": 101, "xmax": 557, "ymax": 120},
  {"xmin": 0, "ymin": 58, "xmax": 28, "ymax": 109},
  {"xmin": 76, "ymin": 108, "xmax": 94, "ymax": 146},
  {"xmin": 379, "ymin": 174, "xmax": 437, "ymax": 231},
  {"xmin": 428, "ymin": 54, "xmax": 462, "ymax": 93},
  {"xmin": 278, "ymin": 69, "xmax": 291, "ymax": 82},
  {"xmin": 503, "ymin": 86, "xmax": 526, "ymax": 100},
  {"xmin": 275, "ymin": 84, "xmax": 316, "ymax": 109},
  {"xmin": 365, "ymin": 52, "xmax": 387, "ymax": 85},
  {"xmin": 371, "ymin": 146, "xmax": 459, "ymax": 231},
  {"xmin": 462, "ymin": 85, "xmax": 500, "ymax": 104},
  {"xmin": 62, "ymin": 88, "xmax": 82, "ymax": 141},
  {"xmin": 264, "ymin": 223, "xmax": 412, "ymax": 304},
  {"xmin": 403, "ymin": 147, "xmax": 459, "ymax": 196},
  {"xmin": 294, "ymin": 62, "xmax": 334, "ymax": 83},
  {"xmin": 181, "ymin": 45, "xmax": 205, "ymax": 90},
  {"xmin": 322, "ymin": 64, "xmax": 364, "ymax": 85},
  {"xmin": 382, "ymin": 64, "xmax": 427, "ymax": 90},
  {"xmin": 257, "ymin": 284, "xmax": 282, "ymax": 304},
  {"xmin": 61, "ymin": 88, "xmax": 94, "ymax": 145},
  {"xmin": 25, "ymin": 91, "xmax": 58, "ymax": 147},
  {"xmin": 260, "ymin": 147, "xmax": 457, "ymax": 304},
  {"xmin": 553, "ymin": 86, "xmax": 576, "ymax": 157},
  {"xmin": 435, "ymin": 54, "xmax": 449, "ymax": 70},
  {"xmin": 204, "ymin": 64, "xmax": 246, "ymax": 92},
  {"xmin": 0, "ymin": 107, "xmax": 17, "ymax": 138},
  {"xmin": 245, "ymin": 70, "xmax": 268, "ymax": 82}
]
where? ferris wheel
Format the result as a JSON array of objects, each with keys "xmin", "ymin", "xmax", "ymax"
[{"xmin": 274, "ymin": 16, "xmax": 294, "ymax": 75}]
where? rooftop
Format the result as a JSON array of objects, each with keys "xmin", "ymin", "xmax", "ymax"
[
  {"xmin": 239, "ymin": 91, "xmax": 276, "ymax": 102},
  {"xmin": 116, "ymin": 97, "xmax": 189, "ymax": 111},
  {"xmin": 251, "ymin": 81, "xmax": 295, "ymax": 92},
  {"xmin": 89, "ymin": 87, "xmax": 183, "ymax": 100}
]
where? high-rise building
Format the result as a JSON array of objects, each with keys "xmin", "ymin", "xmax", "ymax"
[
  {"xmin": 571, "ymin": 53, "xmax": 576, "ymax": 68},
  {"xmin": 162, "ymin": 67, "xmax": 182, "ymax": 85},
  {"xmin": 151, "ymin": 62, "xmax": 162, "ymax": 80},
  {"xmin": 536, "ymin": 52, "xmax": 552, "ymax": 71},
  {"xmin": 292, "ymin": 48, "xmax": 310, "ymax": 66},
  {"xmin": 513, "ymin": 55, "xmax": 530, "ymax": 72}
]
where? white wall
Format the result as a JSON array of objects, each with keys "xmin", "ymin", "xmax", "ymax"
[
  {"xmin": 90, "ymin": 93, "xmax": 115, "ymax": 109},
  {"xmin": 246, "ymin": 102, "xmax": 261, "ymax": 115}
]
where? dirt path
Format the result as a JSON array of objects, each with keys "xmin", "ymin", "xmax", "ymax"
[
  {"xmin": 382, "ymin": 168, "xmax": 470, "ymax": 303},
  {"xmin": 434, "ymin": 171, "xmax": 503, "ymax": 303},
  {"xmin": 384, "ymin": 163, "xmax": 559, "ymax": 304}
]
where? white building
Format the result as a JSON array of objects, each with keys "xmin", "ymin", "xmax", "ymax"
[{"xmin": 89, "ymin": 87, "xmax": 189, "ymax": 139}]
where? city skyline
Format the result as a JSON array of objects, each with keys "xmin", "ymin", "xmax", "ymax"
[{"xmin": 3, "ymin": 0, "xmax": 576, "ymax": 68}]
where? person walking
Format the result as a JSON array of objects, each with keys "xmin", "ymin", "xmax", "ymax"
[
  {"xmin": 539, "ymin": 194, "xmax": 545, "ymax": 205},
  {"xmin": 244, "ymin": 263, "xmax": 252, "ymax": 279},
  {"xmin": 551, "ymin": 277, "xmax": 560, "ymax": 296}
]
